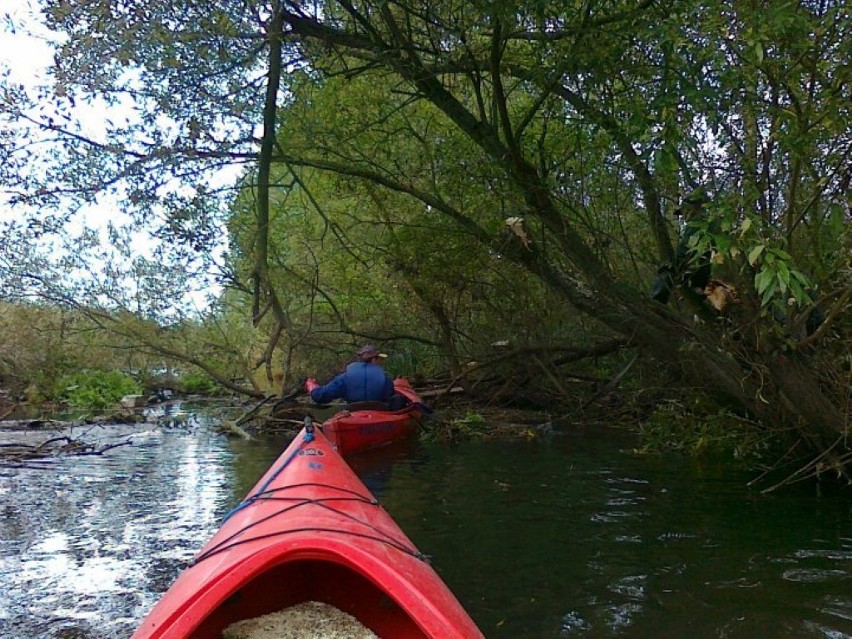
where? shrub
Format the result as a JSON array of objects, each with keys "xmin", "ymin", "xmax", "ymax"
[
  {"xmin": 56, "ymin": 370, "xmax": 142, "ymax": 409},
  {"xmin": 180, "ymin": 371, "xmax": 220, "ymax": 395}
]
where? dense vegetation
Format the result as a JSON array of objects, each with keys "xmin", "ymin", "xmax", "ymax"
[
  {"xmin": 0, "ymin": 302, "xmax": 224, "ymax": 404},
  {"xmin": 1, "ymin": 1, "xmax": 849, "ymax": 484}
]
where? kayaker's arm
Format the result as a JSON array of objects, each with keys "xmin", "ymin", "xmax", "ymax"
[{"xmin": 308, "ymin": 374, "xmax": 346, "ymax": 404}]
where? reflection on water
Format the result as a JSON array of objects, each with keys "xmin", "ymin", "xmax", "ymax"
[
  {"xmin": 0, "ymin": 413, "xmax": 231, "ymax": 638},
  {"xmin": 374, "ymin": 431, "xmax": 852, "ymax": 639},
  {"xmin": 1, "ymin": 414, "xmax": 851, "ymax": 638}
]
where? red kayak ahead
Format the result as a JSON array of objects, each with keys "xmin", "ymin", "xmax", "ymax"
[
  {"xmin": 322, "ymin": 378, "xmax": 425, "ymax": 456},
  {"xmin": 133, "ymin": 420, "xmax": 483, "ymax": 639}
]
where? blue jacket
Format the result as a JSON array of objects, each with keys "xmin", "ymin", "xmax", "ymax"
[{"xmin": 309, "ymin": 361, "xmax": 394, "ymax": 404}]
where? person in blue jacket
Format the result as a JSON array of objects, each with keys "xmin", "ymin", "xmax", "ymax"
[{"xmin": 304, "ymin": 344, "xmax": 395, "ymax": 405}]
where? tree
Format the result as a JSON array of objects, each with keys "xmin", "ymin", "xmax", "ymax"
[
  {"xmin": 267, "ymin": 0, "xmax": 851, "ymax": 477},
  {"xmin": 1, "ymin": 0, "xmax": 288, "ymax": 393},
  {"xmin": 1, "ymin": 0, "xmax": 849, "ymax": 482}
]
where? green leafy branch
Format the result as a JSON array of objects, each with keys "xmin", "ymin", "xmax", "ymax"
[
  {"xmin": 737, "ymin": 216, "xmax": 815, "ymax": 308},
  {"xmin": 684, "ymin": 211, "xmax": 815, "ymax": 308}
]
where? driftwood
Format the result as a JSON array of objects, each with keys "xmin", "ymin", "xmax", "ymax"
[
  {"xmin": 232, "ymin": 380, "xmax": 309, "ymax": 430},
  {"xmin": 235, "ymin": 395, "xmax": 278, "ymax": 427},
  {"xmin": 0, "ymin": 435, "xmax": 132, "ymax": 469},
  {"xmin": 411, "ymin": 339, "xmax": 632, "ymax": 414},
  {"xmin": 233, "ymin": 394, "xmax": 314, "ymax": 435},
  {"xmin": 218, "ymin": 420, "xmax": 252, "ymax": 440},
  {"xmin": 228, "ymin": 339, "xmax": 637, "ymax": 435}
]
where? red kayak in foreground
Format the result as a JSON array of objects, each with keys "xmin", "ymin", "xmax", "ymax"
[
  {"xmin": 133, "ymin": 421, "xmax": 483, "ymax": 639},
  {"xmin": 322, "ymin": 378, "xmax": 425, "ymax": 455}
]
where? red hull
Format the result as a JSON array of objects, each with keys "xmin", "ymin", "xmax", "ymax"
[
  {"xmin": 322, "ymin": 378, "xmax": 424, "ymax": 455},
  {"xmin": 133, "ymin": 425, "xmax": 482, "ymax": 639}
]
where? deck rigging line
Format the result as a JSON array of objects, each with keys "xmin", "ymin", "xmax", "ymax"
[
  {"xmin": 200, "ymin": 421, "xmax": 426, "ymax": 566},
  {"xmin": 218, "ymin": 424, "xmax": 317, "ymax": 525}
]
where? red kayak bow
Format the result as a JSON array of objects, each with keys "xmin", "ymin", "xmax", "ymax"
[{"xmin": 133, "ymin": 420, "xmax": 482, "ymax": 639}]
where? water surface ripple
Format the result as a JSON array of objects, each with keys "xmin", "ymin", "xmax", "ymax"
[{"xmin": 1, "ymin": 416, "xmax": 850, "ymax": 638}]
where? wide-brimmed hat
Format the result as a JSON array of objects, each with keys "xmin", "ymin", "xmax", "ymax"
[{"xmin": 356, "ymin": 344, "xmax": 387, "ymax": 360}]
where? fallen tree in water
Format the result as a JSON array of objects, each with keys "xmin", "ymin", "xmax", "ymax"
[{"xmin": 0, "ymin": 434, "xmax": 132, "ymax": 469}]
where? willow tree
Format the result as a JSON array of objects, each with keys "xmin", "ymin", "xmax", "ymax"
[
  {"xmin": 227, "ymin": 67, "xmax": 600, "ymax": 382},
  {"xmin": 268, "ymin": 0, "xmax": 849, "ymax": 477},
  {"xmin": 2, "ymin": 1, "xmax": 849, "ymax": 479},
  {"xmin": 0, "ymin": 0, "xmax": 293, "ymax": 392}
]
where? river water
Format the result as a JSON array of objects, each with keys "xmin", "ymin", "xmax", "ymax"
[{"xmin": 1, "ymin": 407, "xmax": 850, "ymax": 638}]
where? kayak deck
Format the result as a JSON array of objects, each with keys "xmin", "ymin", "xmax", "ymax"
[{"xmin": 133, "ymin": 425, "xmax": 483, "ymax": 639}]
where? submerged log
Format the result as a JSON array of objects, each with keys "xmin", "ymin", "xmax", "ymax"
[
  {"xmin": 217, "ymin": 420, "xmax": 252, "ymax": 440},
  {"xmin": 0, "ymin": 435, "xmax": 132, "ymax": 468}
]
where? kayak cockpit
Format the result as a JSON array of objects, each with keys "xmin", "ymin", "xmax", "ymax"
[{"xmin": 183, "ymin": 558, "xmax": 430, "ymax": 638}]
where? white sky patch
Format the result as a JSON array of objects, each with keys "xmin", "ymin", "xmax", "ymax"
[
  {"xmin": 1, "ymin": 1, "xmax": 229, "ymax": 311},
  {"xmin": 0, "ymin": 1, "xmax": 57, "ymax": 85},
  {"xmin": 1, "ymin": 1, "xmax": 120, "ymax": 227}
]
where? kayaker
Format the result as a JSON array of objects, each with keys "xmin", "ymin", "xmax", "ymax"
[{"xmin": 305, "ymin": 344, "xmax": 400, "ymax": 407}]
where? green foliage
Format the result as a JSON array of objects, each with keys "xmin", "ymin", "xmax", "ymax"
[
  {"xmin": 56, "ymin": 370, "xmax": 141, "ymax": 410},
  {"xmin": 449, "ymin": 411, "xmax": 490, "ymax": 439},
  {"xmin": 684, "ymin": 210, "xmax": 817, "ymax": 309},
  {"xmin": 423, "ymin": 411, "xmax": 490, "ymax": 444},
  {"xmin": 737, "ymin": 215, "xmax": 817, "ymax": 308},
  {"xmin": 180, "ymin": 370, "xmax": 220, "ymax": 395},
  {"xmin": 639, "ymin": 400, "xmax": 771, "ymax": 461},
  {"xmin": 750, "ymin": 246, "xmax": 814, "ymax": 308}
]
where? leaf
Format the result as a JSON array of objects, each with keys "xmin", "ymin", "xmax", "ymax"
[
  {"xmin": 776, "ymin": 259, "xmax": 790, "ymax": 282},
  {"xmin": 748, "ymin": 244, "xmax": 765, "ymax": 265},
  {"xmin": 761, "ymin": 282, "xmax": 776, "ymax": 307},
  {"xmin": 776, "ymin": 272, "xmax": 788, "ymax": 295},
  {"xmin": 505, "ymin": 217, "xmax": 531, "ymax": 249},
  {"xmin": 739, "ymin": 217, "xmax": 752, "ymax": 236},
  {"xmin": 788, "ymin": 277, "xmax": 804, "ymax": 304},
  {"xmin": 654, "ymin": 147, "xmax": 677, "ymax": 175},
  {"xmin": 754, "ymin": 268, "xmax": 772, "ymax": 294},
  {"xmin": 705, "ymin": 280, "xmax": 738, "ymax": 311},
  {"xmin": 790, "ymin": 269, "xmax": 811, "ymax": 285},
  {"xmin": 788, "ymin": 277, "xmax": 812, "ymax": 306}
]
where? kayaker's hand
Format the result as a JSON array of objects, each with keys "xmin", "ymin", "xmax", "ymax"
[{"xmin": 304, "ymin": 378, "xmax": 319, "ymax": 393}]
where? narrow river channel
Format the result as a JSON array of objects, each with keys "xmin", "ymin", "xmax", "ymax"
[{"xmin": 1, "ymin": 407, "xmax": 850, "ymax": 638}]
